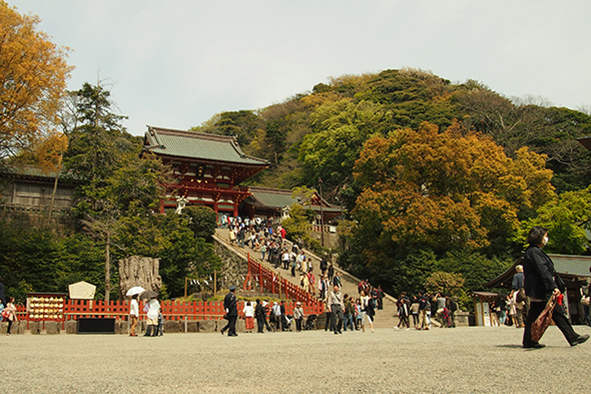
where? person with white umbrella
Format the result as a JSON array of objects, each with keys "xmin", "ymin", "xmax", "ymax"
[{"xmin": 126, "ymin": 287, "xmax": 145, "ymax": 337}]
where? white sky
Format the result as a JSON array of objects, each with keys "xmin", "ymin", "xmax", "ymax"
[{"xmin": 9, "ymin": 0, "xmax": 591, "ymax": 137}]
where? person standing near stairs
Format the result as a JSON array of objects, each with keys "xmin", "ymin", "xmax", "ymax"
[
  {"xmin": 309, "ymin": 270, "xmax": 316, "ymax": 297},
  {"xmin": 327, "ymin": 285, "xmax": 345, "ymax": 335},
  {"xmin": 360, "ymin": 290, "xmax": 375, "ymax": 333}
]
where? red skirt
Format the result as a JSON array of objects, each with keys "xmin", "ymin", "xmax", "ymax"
[{"xmin": 245, "ymin": 316, "xmax": 254, "ymax": 330}]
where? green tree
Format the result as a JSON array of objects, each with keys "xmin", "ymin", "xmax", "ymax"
[
  {"xmin": 281, "ymin": 203, "xmax": 319, "ymax": 250},
  {"xmin": 182, "ymin": 205, "xmax": 218, "ymax": 241},
  {"xmin": 516, "ymin": 186, "xmax": 591, "ymax": 254},
  {"xmin": 64, "ymin": 82, "xmax": 137, "ymax": 184},
  {"xmin": 157, "ymin": 213, "xmax": 222, "ymax": 297},
  {"xmin": 299, "ymin": 99, "xmax": 391, "ymax": 191}
]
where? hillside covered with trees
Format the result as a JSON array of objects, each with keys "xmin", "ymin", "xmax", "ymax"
[{"xmin": 194, "ymin": 68, "xmax": 591, "ymax": 298}]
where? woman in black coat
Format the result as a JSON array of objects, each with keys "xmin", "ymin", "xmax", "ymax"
[{"xmin": 522, "ymin": 226, "xmax": 589, "ymax": 348}]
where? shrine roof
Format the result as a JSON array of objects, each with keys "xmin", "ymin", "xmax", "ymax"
[
  {"xmin": 247, "ymin": 186, "xmax": 342, "ymax": 213},
  {"xmin": 247, "ymin": 187, "xmax": 297, "ymax": 209},
  {"xmin": 144, "ymin": 126, "xmax": 268, "ymax": 167}
]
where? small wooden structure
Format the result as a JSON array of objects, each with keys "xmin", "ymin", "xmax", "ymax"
[{"xmin": 471, "ymin": 291, "xmax": 498, "ymax": 327}]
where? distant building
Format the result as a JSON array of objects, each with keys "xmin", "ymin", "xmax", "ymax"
[
  {"xmin": 143, "ymin": 127, "xmax": 342, "ymax": 224},
  {"xmin": 0, "ymin": 166, "xmax": 75, "ymax": 212},
  {"xmin": 1, "ymin": 126, "xmax": 341, "ymax": 224},
  {"xmin": 243, "ymin": 186, "xmax": 342, "ymax": 224},
  {"xmin": 143, "ymin": 126, "xmax": 269, "ymax": 217}
]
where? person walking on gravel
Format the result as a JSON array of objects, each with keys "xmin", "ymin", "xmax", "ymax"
[
  {"xmin": 4, "ymin": 296, "xmax": 16, "ymax": 335},
  {"xmin": 522, "ymin": 226, "xmax": 589, "ymax": 348},
  {"xmin": 221, "ymin": 285, "xmax": 238, "ymax": 337}
]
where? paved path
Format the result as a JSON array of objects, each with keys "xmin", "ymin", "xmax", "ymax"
[{"xmin": 3, "ymin": 325, "xmax": 590, "ymax": 393}]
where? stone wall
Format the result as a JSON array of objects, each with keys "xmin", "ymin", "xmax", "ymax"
[{"xmin": 213, "ymin": 238, "xmax": 249, "ymax": 293}]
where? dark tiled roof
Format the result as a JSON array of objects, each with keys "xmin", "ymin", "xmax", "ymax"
[
  {"xmin": 247, "ymin": 187, "xmax": 297, "ymax": 209},
  {"xmin": 0, "ymin": 165, "xmax": 80, "ymax": 183},
  {"xmin": 552, "ymin": 254, "xmax": 591, "ymax": 276},
  {"xmin": 246, "ymin": 186, "xmax": 342, "ymax": 213},
  {"xmin": 144, "ymin": 126, "xmax": 268, "ymax": 167},
  {"xmin": 577, "ymin": 136, "xmax": 591, "ymax": 151}
]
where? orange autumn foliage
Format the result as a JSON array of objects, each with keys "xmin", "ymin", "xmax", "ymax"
[{"xmin": 353, "ymin": 121, "xmax": 554, "ymax": 252}]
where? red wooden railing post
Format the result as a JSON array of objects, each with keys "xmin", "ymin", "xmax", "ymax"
[{"xmin": 259, "ymin": 263, "xmax": 263, "ymax": 293}]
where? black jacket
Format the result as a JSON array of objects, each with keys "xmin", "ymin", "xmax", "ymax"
[
  {"xmin": 0, "ymin": 283, "xmax": 6, "ymax": 307},
  {"xmin": 224, "ymin": 292, "xmax": 237, "ymax": 316},
  {"xmin": 0, "ymin": 282, "xmax": 5, "ymax": 306},
  {"xmin": 255, "ymin": 303, "xmax": 265, "ymax": 319},
  {"xmin": 523, "ymin": 246, "xmax": 558, "ymax": 301}
]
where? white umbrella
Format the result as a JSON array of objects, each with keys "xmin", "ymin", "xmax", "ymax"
[{"xmin": 125, "ymin": 286, "xmax": 146, "ymax": 297}]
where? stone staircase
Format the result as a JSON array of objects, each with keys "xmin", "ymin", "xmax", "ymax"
[{"xmin": 214, "ymin": 228, "xmax": 398, "ymax": 329}]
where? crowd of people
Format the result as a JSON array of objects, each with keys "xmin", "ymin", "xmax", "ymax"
[
  {"xmin": 223, "ymin": 215, "xmax": 466, "ymax": 335},
  {"xmin": 5, "ymin": 221, "xmax": 591, "ymax": 350},
  {"xmin": 392, "ymin": 291, "xmax": 459, "ymax": 330},
  {"xmin": 489, "ymin": 265, "xmax": 526, "ymax": 328}
]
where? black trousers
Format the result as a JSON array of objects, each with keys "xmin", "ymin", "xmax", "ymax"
[
  {"xmin": 523, "ymin": 300, "xmax": 578, "ymax": 347},
  {"xmin": 227, "ymin": 315, "xmax": 237, "ymax": 336},
  {"xmin": 256, "ymin": 316, "xmax": 266, "ymax": 333},
  {"xmin": 331, "ymin": 304, "xmax": 344, "ymax": 333}
]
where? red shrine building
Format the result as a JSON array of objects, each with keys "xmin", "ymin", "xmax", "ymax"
[{"xmin": 143, "ymin": 126, "xmax": 268, "ymax": 217}]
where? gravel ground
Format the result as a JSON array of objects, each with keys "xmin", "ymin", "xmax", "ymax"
[{"xmin": 2, "ymin": 325, "xmax": 590, "ymax": 394}]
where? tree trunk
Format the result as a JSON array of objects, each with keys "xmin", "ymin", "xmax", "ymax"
[
  {"xmin": 47, "ymin": 155, "xmax": 63, "ymax": 221},
  {"xmin": 105, "ymin": 232, "xmax": 111, "ymax": 303}
]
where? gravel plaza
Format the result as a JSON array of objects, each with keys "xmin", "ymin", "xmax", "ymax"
[{"xmin": 2, "ymin": 325, "xmax": 590, "ymax": 394}]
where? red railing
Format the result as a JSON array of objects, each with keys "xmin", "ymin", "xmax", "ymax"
[
  {"xmin": 11, "ymin": 250, "xmax": 325, "ymax": 325},
  {"xmin": 14, "ymin": 298, "xmax": 324, "ymax": 322},
  {"xmin": 243, "ymin": 253, "xmax": 324, "ymax": 314}
]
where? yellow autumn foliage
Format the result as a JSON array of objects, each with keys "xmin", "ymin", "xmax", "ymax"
[
  {"xmin": 353, "ymin": 121, "xmax": 555, "ymax": 251},
  {"xmin": 0, "ymin": 2, "xmax": 72, "ymax": 157}
]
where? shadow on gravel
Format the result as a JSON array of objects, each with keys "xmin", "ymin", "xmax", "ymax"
[{"xmin": 495, "ymin": 344, "xmax": 524, "ymax": 349}]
